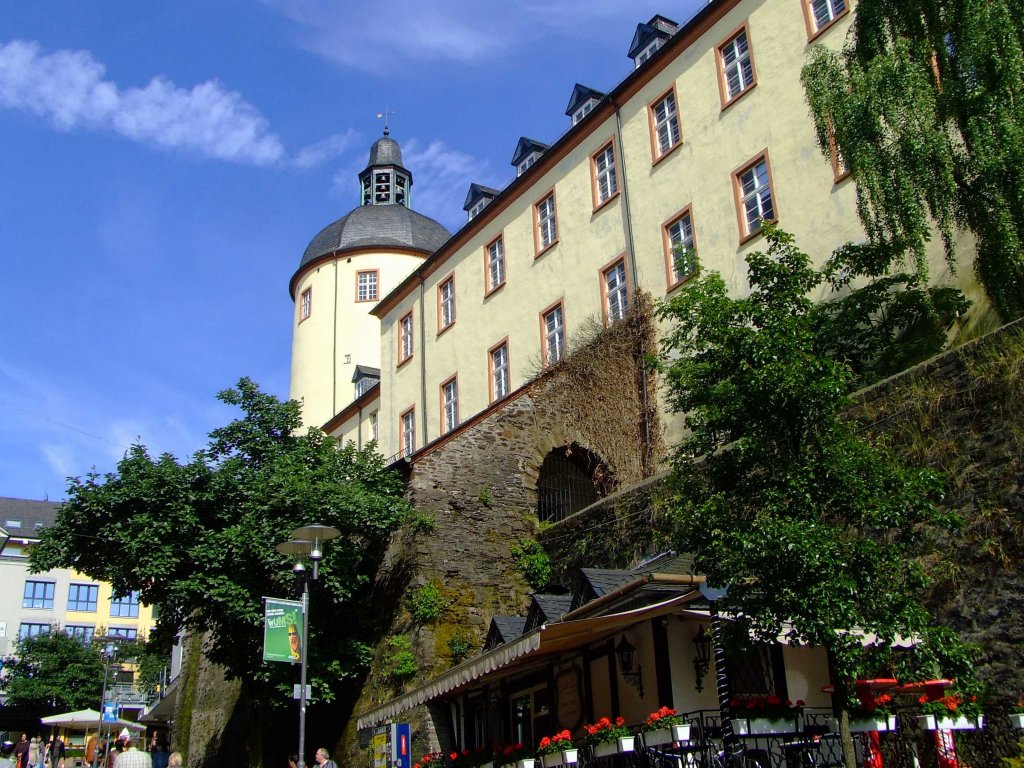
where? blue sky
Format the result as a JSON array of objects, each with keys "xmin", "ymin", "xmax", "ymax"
[{"xmin": 0, "ymin": 0, "xmax": 705, "ymax": 501}]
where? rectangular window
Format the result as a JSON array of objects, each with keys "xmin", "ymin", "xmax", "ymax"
[
  {"xmin": 401, "ymin": 408, "xmax": 416, "ymax": 457},
  {"xmin": 490, "ymin": 341, "xmax": 510, "ymax": 402},
  {"xmin": 665, "ymin": 208, "xmax": 698, "ymax": 287},
  {"xmin": 438, "ymin": 276, "xmax": 456, "ymax": 331},
  {"xmin": 602, "ymin": 259, "xmax": 629, "ymax": 324},
  {"xmin": 108, "ymin": 627, "xmax": 138, "ymax": 640},
  {"xmin": 369, "ymin": 411, "xmax": 378, "ymax": 442},
  {"xmin": 23, "ymin": 580, "xmax": 54, "ymax": 609},
  {"xmin": 486, "ymin": 236, "xmax": 505, "ymax": 293},
  {"xmin": 718, "ymin": 27, "xmax": 756, "ymax": 105},
  {"xmin": 542, "ymin": 303, "xmax": 566, "ymax": 366},
  {"xmin": 19, "ymin": 622, "xmax": 50, "ymax": 639},
  {"xmin": 398, "ymin": 311, "xmax": 414, "ymax": 364},
  {"xmin": 651, "ymin": 90, "xmax": 681, "ymax": 159},
  {"xmin": 592, "ymin": 143, "xmax": 618, "ymax": 206},
  {"xmin": 441, "ymin": 377, "xmax": 459, "ymax": 434},
  {"xmin": 806, "ymin": 0, "xmax": 847, "ymax": 36},
  {"xmin": 110, "ymin": 591, "xmax": 140, "ymax": 618},
  {"xmin": 68, "ymin": 583, "xmax": 99, "ymax": 612},
  {"xmin": 535, "ymin": 192, "xmax": 558, "ymax": 253},
  {"xmin": 67, "ymin": 625, "xmax": 95, "ymax": 644},
  {"xmin": 735, "ymin": 154, "xmax": 776, "ymax": 239},
  {"xmin": 356, "ymin": 270, "xmax": 379, "ymax": 302},
  {"xmin": 300, "ymin": 288, "xmax": 312, "ymax": 321}
]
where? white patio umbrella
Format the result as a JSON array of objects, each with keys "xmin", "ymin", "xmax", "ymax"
[{"xmin": 40, "ymin": 709, "xmax": 145, "ymax": 732}]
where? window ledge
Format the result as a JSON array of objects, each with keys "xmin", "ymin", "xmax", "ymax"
[
  {"xmin": 535, "ymin": 239, "xmax": 560, "ymax": 260},
  {"xmin": 739, "ymin": 221, "xmax": 773, "ymax": 246},
  {"xmin": 720, "ymin": 82, "xmax": 757, "ymax": 113},
  {"xmin": 396, "ymin": 355, "xmax": 414, "ymax": 371},
  {"xmin": 592, "ymin": 192, "xmax": 620, "ymax": 215},
  {"xmin": 484, "ymin": 281, "xmax": 506, "ymax": 299},
  {"xmin": 652, "ymin": 140, "xmax": 684, "ymax": 167},
  {"xmin": 807, "ymin": 10, "xmax": 849, "ymax": 43},
  {"xmin": 437, "ymin": 321, "xmax": 456, "ymax": 338}
]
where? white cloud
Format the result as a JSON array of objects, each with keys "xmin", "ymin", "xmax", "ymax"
[
  {"xmin": 261, "ymin": 0, "xmax": 689, "ymax": 72},
  {"xmin": 292, "ymin": 129, "xmax": 361, "ymax": 169},
  {"xmin": 0, "ymin": 39, "xmax": 354, "ymax": 169}
]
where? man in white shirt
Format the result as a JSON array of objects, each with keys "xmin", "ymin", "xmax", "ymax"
[{"xmin": 113, "ymin": 739, "xmax": 151, "ymax": 768}]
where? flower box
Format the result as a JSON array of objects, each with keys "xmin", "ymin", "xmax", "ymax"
[
  {"xmin": 539, "ymin": 751, "xmax": 577, "ymax": 768},
  {"xmin": 916, "ymin": 714, "xmax": 984, "ymax": 731},
  {"xmin": 848, "ymin": 715, "xmax": 898, "ymax": 733},
  {"xmin": 593, "ymin": 737, "xmax": 635, "ymax": 758},
  {"xmin": 641, "ymin": 725, "xmax": 691, "ymax": 747},
  {"xmin": 734, "ymin": 716, "xmax": 802, "ymax": 735},
  {"xmin": 517, "ymin": 759, "xmax": 536, "ymax": 768},
  {"xmin": 1010, "ymin": 713, "xmax": 1024, "ymax": 730}
]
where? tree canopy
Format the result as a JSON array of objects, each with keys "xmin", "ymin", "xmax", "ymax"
[
  {"xmin": 1, "ymin": 629, "xmax": 105, "ymax": 711},
  {"xmin": 29, "ymin": 378, "xmax": 412, "ymax": 701},
  {"xmin": 656, "ymin": 226, "xmax": 976, "ymax": 690},
  {"xmin": 802, "ymin": 0, "xmax": 1024, "ymax": 320}
]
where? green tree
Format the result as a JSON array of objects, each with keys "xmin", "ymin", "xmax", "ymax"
[
  {"xmin": 29, "ymin": 378, "xmax": 412, "ymax": 767},
  {"xmin": 656, "ymin": 226, "xmax": 977, "ymax": 766},
  {"xmin": 1, "ymin": 629, "xmax": 104, "ymax": 711},
  {"xmin": 802, "ymin": 0, "xmax": 1024, "ymax": 320}
]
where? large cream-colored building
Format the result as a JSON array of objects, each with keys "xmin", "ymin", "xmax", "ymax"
[{"xmin": 289, "ymin": 0, "xmax": 979, "ymax": 458}]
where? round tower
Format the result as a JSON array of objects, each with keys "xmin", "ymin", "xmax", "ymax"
[{"xmin": 289, "ymin": 131, "xmax": 451, "ymax": 428}]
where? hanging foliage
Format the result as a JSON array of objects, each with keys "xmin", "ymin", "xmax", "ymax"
[{"xmin": 802, "ymin": 0, "xmax": 1024, "ymax": 320}]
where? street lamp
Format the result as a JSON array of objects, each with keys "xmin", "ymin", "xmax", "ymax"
[
  {"xmin": 92, "ymin": 638, "xmax": 120, "ymax": 768},
  {"xmin": 276, "ymin": 524, "xmax": 340, "ymax": 768}
]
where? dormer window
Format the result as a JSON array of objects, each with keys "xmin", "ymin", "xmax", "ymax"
[
  {"xmin": 572, "ymin": 99, "xmax": 598, "ymax": 125},
  {"xmin": 518, "ymin": 154, "xmax": 540, "ymax": 177},
  {"xmin": 634, "ymin": 39, "xmax": 662, "ymax": 68},
  {"xmin": 352, "ymin": 365, "xmax": 381, "ymax": 399},
  {"xmin": 468, "ymin": 199, "xmax": 487, "ymax": 220}
]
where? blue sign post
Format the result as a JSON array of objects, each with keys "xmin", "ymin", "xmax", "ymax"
[
  {"xmin": 392, "ymin": 724, "xmax": 411, "ymax": 768},
  {"xmin": 102, "ymin": 702, "xmax": 118, "ymax": 723}
]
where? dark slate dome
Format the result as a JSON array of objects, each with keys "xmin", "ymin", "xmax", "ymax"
[
  {"xmin": 300, "ymin": 204, "xmax": 451, "ymax": 268},
  {"xmin": 368, "ymin": 136, "xmax": 404, "ymax": 167}
]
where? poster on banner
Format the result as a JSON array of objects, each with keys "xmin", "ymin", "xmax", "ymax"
[{"xmin": 263, "ymin": 597, "xmax": 304, "ymax": 663}]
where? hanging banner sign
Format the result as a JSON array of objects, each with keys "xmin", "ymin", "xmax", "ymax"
[{"xmin": 263, "ymin": 597, "xmax": 304, "ymax": 663}]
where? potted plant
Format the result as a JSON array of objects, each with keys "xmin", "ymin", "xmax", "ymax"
[
  {"xmin": 495, "ymin": 744, "xmax": 533, "ymax": 768},
  {"xmin": 414, "ymin": 753, "xmax": 446, "ymax": 768},
  {"xmin": 1011, "ymin": 695, "xmax": 1024, "ymax": 730},
  {"xmin": 847, "ymin": 693, "xmax": 898, "ymax": 733},
  {"xmin": 584, "ymin": 716, "xmax": 634, "ymax": 758},
  {"xmin": 916, "ymin": 693, "xmax": 984, "ymax": 731},
  {"xmin": 536, "ymin": 730, "xmax": 577, "ymax": 768},
  {"xmin": 638, "ymin": 706, "xmax": 691, "ymax": 747},
  {"xmin": 731, "ymin": 695, "xmax": 805, "ymax": 735}
]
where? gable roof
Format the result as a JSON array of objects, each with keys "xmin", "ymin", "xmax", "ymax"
[
  {"xmin": 483, "ymin": 616, "xmax": 528, "ymax": 651},
  {"xmin": 511, "ymin": 137, "xmax": 551, "ymax": 167},
  {"xmin": 627, "ymin": 15, "xmax": 680, "ymax": 60},
  {"xmin": 565, "ymin": 84, "xmax": 607, "ymax": 116},
  {"xmin": 524, "ymin": 593, "xmax": 573, "ymax": 632},
  {"xmin": 463, "ymin": 183, "xmax": 501, "ymax": 211}
]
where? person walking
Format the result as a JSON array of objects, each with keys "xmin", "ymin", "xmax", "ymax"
[
  {"xmin": 26, "ymin": 739, "xmax": 39, "ymax": 768},
  {"xmin": 46, "ymin": 737, "xmax": 66, "ymax": 768},
  {"xmin": 113, "ymin": 738, "xmax": 150, "ymax": 768},
  {"xmin": 13, "ymin": 736, "xmax": 28, "ymax": 768},
  {"xmin": 313, "ymin": 749, "xmax": 336, "ymax": 768}
]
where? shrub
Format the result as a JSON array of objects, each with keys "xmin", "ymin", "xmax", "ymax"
[
  {"xmin": 510, "ymin": 539, "xmax": 550, "ymax": 589},
  {"xmin": 410, "ymin": 581, "xmax": 444, "ymax": 624}
]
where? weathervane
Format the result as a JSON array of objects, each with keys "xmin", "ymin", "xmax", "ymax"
[{"xmin": 376, "ymin": 106, "xmax": 396, "ymax": 137}]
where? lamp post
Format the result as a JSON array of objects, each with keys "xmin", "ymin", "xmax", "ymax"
[
  {"xmin": 276, "ymin": 524, "xmax": 340, "ymax": 768},
  {"xmin": 92, "ymin": 638, "xmax": 119, "ymax": 768}
]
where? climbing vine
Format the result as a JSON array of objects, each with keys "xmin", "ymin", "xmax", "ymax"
[{"xmin": 802, "ymin": 0, "xmax": 1024, "ymax": 320}]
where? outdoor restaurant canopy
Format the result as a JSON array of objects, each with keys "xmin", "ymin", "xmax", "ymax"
[{"xmin": 40, "ymin": 708, "xmax": 146, "ymax": 732}]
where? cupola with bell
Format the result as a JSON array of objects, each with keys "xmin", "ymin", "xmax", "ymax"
[{"xmin": 358, "ymin": 126, "xmax": 413, "ymax": 207}]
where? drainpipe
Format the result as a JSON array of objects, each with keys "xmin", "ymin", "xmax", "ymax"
[
  {"xmin": 611, "ymin": 97, "xmax": 654, "ymax": 475},
  {"xmin": 418, "ymin": 276, "xmax": 428, "ymax": 448}
]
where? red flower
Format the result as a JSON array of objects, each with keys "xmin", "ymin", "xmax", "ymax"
[
  {"xmin": 539, "ymin": 738, "xmax": 550, "ymax": 749},
  {"xmin": 615, "ymin": 717, "xmax": 625, "ymax": 727},
  {"xmin": 450, "ymin": 753, "xmax": 458, "ymax": 761}
]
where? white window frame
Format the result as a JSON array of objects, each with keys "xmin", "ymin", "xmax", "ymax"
[
  {"xmin": 572, "ymin": 100, "xmax": 596, "ymax": 125},
  {"xmin": 536, "ymin": 193, "xmax": 558, "ymax": 251},
  {"xmin": 439, "ymin": 277, "xmax": 456, "ymax": 330},
  {"xmin": 603, "ymin": 260, "xmax": 629, "ymax": 324},
  {"xmin": 667, "ymin": 210, "xmax": 697, "ymax": 285},
  {"xmin": 517, "ymin": 153, "xmax": 539, "ymax": 177},
  {"xmin": 300, "ymin": 288, "xmax": 312, "ymax": 321},
  {"xmin": 468, "ymin": 199, "xmax": 487, "ymax": 220},
  {"xmin": 543, "ymin": 304, "xmax": 565, "ymax": 365},
  {"xmin": 357, "ymin": 270, "xmax": 378, "ymax": 302},
  {"xmin": 635, "ymin": 39, "xmax": 662, "ymax": 68},
  {"xmin": 652, "ymin": 92, "xmax": 681, "ymax": 157},
  {"xmin": 369, "ymin": 411, "xmax": 378, "ymax": 442},
  {"xmin": 738, "ymin": 157, "xmax": 775, "ymax": 236},
  {"xmin": 491, "ymin": 343, "xmax": 510, "ymax": 401},
  {"xmin": 810, "ymin": 0, "xmax": 846, "ymax": 31},
  {"xmin": 721, "ymin": 29, "xmax": 754, "ymax": 101},
  {"xmin": 399, "ymin": 312, "xmax": 414, "ymax": 363},
  {"xmin": 593, "ymin": 144, "xmax": 618, "ymax": 205},
  {"xmin": 442, "ymin": 378, "xmax": 459, "ymax": 434},
  {"xmin": 401, "ymin": 409, "xmax": 416, "ymax": 457},
  {"xmin": 487, "ymin": 236, "xmax": 505, "ymax": 292}
]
